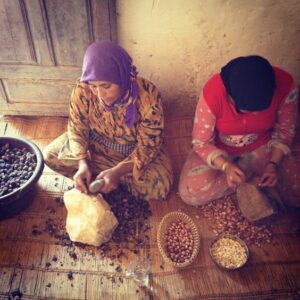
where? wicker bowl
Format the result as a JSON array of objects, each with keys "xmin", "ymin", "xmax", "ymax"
[
  {"xmin": 157, "ymin": 211, "xmax": 200, "ymax": 268},
  {"xmin": 209, "ymin": 233, "xmax": 249, "ymax": 270}
]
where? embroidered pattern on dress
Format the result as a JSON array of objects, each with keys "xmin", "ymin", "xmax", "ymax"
[
  {"xmin": 219, "ymin": 133, "xmax": 258, "ymax": 147},
  {"xmin": 285, "ymin": 88, "xmax": 298, "ymax": 104},
  {"xmin": 89, "ymin": 130, "xmax": 136, "ymax": 156}
]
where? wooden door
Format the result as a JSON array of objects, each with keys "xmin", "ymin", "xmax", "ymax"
[{"xmin": 0, "ymin": 0, "xmax": 116, "ymax": 116}]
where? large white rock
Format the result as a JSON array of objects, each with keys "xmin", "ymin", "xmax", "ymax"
[{"xmin": 63, "ymin": 188, "xmax": 118, "ymax": 246}]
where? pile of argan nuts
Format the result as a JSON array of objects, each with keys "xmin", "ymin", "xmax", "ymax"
[
  {"xmin": 28, "ymin": 184, "xmax": 152, "ymax": 286},
  {"xmin": 198, "ymin": 195, "xmax": 273, "ymax": 246},
  {"xmin": 105, "ymin": 184, "xmax": 152, "ymax": 246},
  {"xmin": 0, "ymin": 143, "xmax": 36, "ymax": 197},
  {"xmin": 35, "ymin": 184, "xmax": 152, "ymax": 262},
  {"xmin": 164, "ymin": 220, "xmax": 194, "ymax": 264}
]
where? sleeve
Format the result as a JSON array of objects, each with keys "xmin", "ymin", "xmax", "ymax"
[
  {"xmin": 58, "ymin": 85, "xmax": 90, "ymax": 161},
  {"xmin": 192, "ymin": 91, "xmax": 228, "ymax": 167},
  {"xmin": 129, "ymin": 82, "xmax": 164, "ymax": 180},
  {"xmin": 268, "ymin": 85, "xmax": 299, "ymax": 155}
]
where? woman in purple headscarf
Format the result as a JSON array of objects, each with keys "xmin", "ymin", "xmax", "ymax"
[{"xmin": 43, "ymin": 41, "xmax": 173, "ymax": 201}]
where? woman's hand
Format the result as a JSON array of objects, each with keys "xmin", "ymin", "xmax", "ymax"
[
  {"xmin": 258, "ymin": 162, "xmax": 278, "ymax": 187},
  {"xmin": 224, "ymin": 162, "xmax": 246, "ymax": 190},
  {"xmin": 73, "ymin": 159, "xmax": 92, "ymax": 193},
  {"xmin": 96, "ymin": 167, "xmax": 121, "ymax": 193}
]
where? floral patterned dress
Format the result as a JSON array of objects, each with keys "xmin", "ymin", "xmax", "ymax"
[{"xmin": 179, "ymin": 67, "xmax": 299, "ymax": 206}]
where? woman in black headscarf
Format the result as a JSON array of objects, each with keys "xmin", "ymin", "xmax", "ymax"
[{"xmin": 179, "ymin": 55, "xmax": 299, "ymax": 207}]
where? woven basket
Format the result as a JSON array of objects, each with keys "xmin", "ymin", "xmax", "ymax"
[
  {"xmin": 209, "ymin": 233, "xmax": 249, "ymax": 270},
  {"xmin": 157, "ymin": 211, "xmax": 200, "ymax": 268}
]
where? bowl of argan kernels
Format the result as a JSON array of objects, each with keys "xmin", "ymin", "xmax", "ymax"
[
  {"xmin": 157, "ymin": 211, "xmax": 200, "ymax": 268},
  {"xmin": 209, "ymin": 234, "xmax": 249, "ymax": 270}
]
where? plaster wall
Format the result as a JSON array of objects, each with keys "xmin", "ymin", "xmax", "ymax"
[{"xmin": 117, "ymin": 0, "xmax": 300, "ymax": 114}]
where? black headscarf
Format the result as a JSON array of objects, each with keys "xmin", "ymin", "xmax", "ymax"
[{"xmin": 220, "ymin": 55, "xmax": 276, "ymax": 111}]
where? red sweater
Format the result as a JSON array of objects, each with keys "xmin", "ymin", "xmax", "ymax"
[
  {"xmin": 201, "ymin": 67, "xmax": 295, "ymax": 155},
  {"xmin": 193, "ymin": 67, "xmax": 298, "ymax": 164}
]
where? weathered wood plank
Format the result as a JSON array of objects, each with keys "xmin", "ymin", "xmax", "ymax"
[
  {"xmin": 45, "ymin": 0, "xmax": 90, "ymax": 66},
  {"xmin": 37, "ymin": 270, "xmax": 86, "ymax": 299},
  {"xmin": 165, "ymin": 138, "xmax": 192, "ymax": 156},
  {"xmin": 0, "ymin": 267, "xmax": 15, "ymax": 294},
  {"xmin": 27, "ymin": 191, "xmax": 63, "ymax": 215},
  {"xmin": 92, "ymin": 0, "xmax": 117, "ymax": 42},
  {"xmin": 25, "ymin": 0, "xmax": 55, "ymax": 65},
  {"xmin": 0, "ymin": 218, "xmax": 60, "ymax": 247},
  {"xmin": 0, "ymin": 80, "xmax": 8, "ymax": 111},
  {"xmin": 4, "ymin": 116, "xmax": 67, "ymax": 139},
  {"xmin": 107, "ymin": 0, "xmax": 117, "ymax": 42},
  {"xmin": 7, "ymin": 268, "xmax": 22, "ymax": 295},
  {"xmin": 3, "ymin": 79, "xmax": 74, "ymax": 104},
  {"xmin": 1, "ymin": 103, "xmax": 69, "ymax": 116},
  {"xmin": 36, "ymin": 174, "xmax": 65, "ymax": 193},
  {"xmin": 19, "ymin": 269, "xmax": 41, "ymax": 297},
  {"xmin": 164, "ymin": 115, "xmax": 194, "ymax": 139},
  {"xmin": 0, "ymin": 1, "xmax": 35, "ymax": 63},
  {"xmin": 86, "ymin": 273, "xmax": 151, "ymax": 300},
  {"xmin": 0, "ymin": 65, "xmax": 81, "ymax": 80},
  {"xmin": 151, "ymin": 263, "xmax": 300, "ymax": 299},
  {"xmin": 0, "ymin": 242, "xmax": 13, "ymax": 266}
]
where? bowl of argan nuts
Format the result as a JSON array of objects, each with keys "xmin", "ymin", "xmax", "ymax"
[
  {"xmin": 0, "ymin": 137, "xmax": 44, "ymax": 219},
  {"xmin": 209, "ymin": 234, "xmax": 249, "ymax": 270},
  {"xmin": 157, "ymin": 211, "xmax": 200, "ymax": 268}
]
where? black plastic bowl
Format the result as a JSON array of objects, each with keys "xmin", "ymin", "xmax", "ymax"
[{"xmin": 0, "ymin": 137, "xmax": 44, "ymax": 219}]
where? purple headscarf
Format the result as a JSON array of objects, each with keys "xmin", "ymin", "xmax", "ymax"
[{"xmin": 80, "ymin": 41, "xmax": 138, "ymax": 128}]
